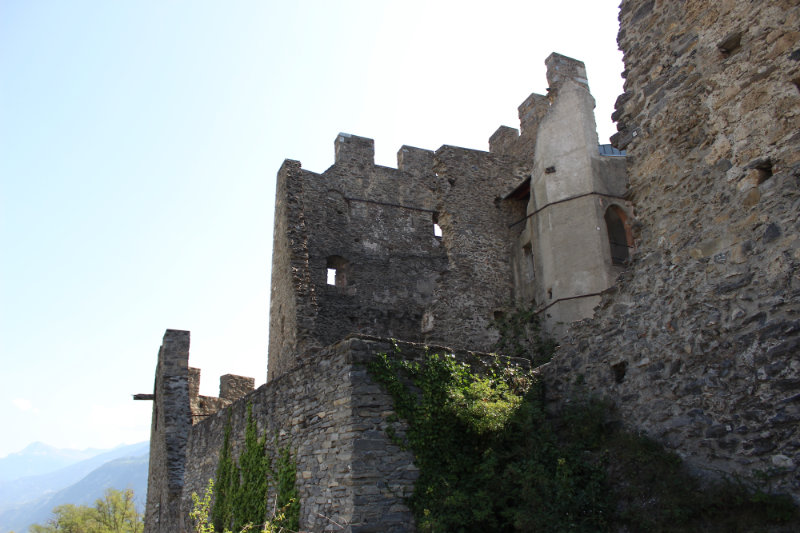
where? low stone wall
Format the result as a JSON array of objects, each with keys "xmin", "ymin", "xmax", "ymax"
[
  {"xmin": 183, "ymin": 336, "xmax": 420, "ymax": 532},
  {"xmin": 181, "ymin": 335, "xmax": 529, "ymax": 532}
]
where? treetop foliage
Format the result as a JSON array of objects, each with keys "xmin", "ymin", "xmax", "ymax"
[{"xmin": 29, "ymin": 488, "xmax": 143, "ymax": 533}]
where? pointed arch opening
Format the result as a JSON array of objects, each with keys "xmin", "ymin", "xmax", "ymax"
[{"xmin": 604, "ymin": 205, "xmax": 633, "ymax": 265}]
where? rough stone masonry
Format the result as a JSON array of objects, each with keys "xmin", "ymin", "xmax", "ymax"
[
  {"xmin": 543, "ymin": 0, "xmax": 800, "ymax": 498},
  {"xmin": 141, "ymin": 1, "xmax": 800, "ymax": 531}
]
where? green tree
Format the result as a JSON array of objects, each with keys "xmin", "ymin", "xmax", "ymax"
[
  {"xmin": 29, "ymin": 504, "xmax": 102, "ymax": 533},
  {"xmin": 29, "ymin": 488, "xmax": 143, "ymax": 533},
  {"xmin": 95, "ymin": 488, "xmax": 143, "ymax": 533}
]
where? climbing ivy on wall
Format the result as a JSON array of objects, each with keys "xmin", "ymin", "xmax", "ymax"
[
  {"xmin": 490, "ymin": 306, "xmax": 557, "ymax": 366},
  {"xmin": 369, "ymin": 347, "xmax": 799, "ymax": 532},
  {"xmin": 211, "ymin": 415, "xmax": 234, "ymax": 530},
  {"xmin": 211, "ymin": 404, "xmax": 299, "ymax": 532},
  {"xmin": 369, "ymin": 348, "xmax": 609, "ymax": 532}
]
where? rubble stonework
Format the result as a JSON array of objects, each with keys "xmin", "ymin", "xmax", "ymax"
[
  {"xmin": 142, "ymin": 1, "xmax": 800, "ymax": 530},
  {"xmin": 543, "ymin": 0, "xmax": 800, "ymax": 497},
  {"xmin": 266, "ymin": 53, "xmax": 630, "ymax": 382}
]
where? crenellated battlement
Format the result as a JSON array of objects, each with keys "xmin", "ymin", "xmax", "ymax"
[
  {"xmin": 334, "ymin": 133, "xmax": 375, "ymax": 167},
  {"xmin": 545, "ymin": 52, "xmax": 589, "ymax": 92},
  {"xmin": 397, "ymin": 145, "xmax": 435, "ymax": 174}
]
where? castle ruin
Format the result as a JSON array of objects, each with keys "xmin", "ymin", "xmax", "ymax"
[{"xmin": 141, "ymin": 1, "xmax": 800, "ymax": 531}]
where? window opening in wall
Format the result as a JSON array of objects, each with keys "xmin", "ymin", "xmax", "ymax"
[
  {"xmin": 754, "ymin": 158, "xmax": 773, "ymax": 184},
  {"xmin": 432, "ymin": 213, "xmax": 443, "ymax": 238},
  {"xmin": 605, "ymin": 205, "xmax": 632, "ymax": 265},
  {"xmin": 326, "ymin": 255, "xmax": 349, "ymax": 287},
  {"xmin": 612, "ymin": 361, "xmax": 628, "ymax": 384},
  {"xmin": 523, "ymin": 243, "xmax": 535, "ymax": 281},
  {"xmin": 717, "ymin": 31, "xmax": 741, "ymax": 56}
]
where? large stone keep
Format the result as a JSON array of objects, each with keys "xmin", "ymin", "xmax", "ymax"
[{"xmin": 141, "ymin": 0, "xmax": 800, "ymax": 529}]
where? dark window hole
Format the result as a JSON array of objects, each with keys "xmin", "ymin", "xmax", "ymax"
[
  {"xmin": 754, "ymin": 159, "xmax": 773, "ymax": 184},
  {"xmin": 718, "ymin": 31, "xmax": 741, "ymax": 56},
  {"xmin": 612, "ymin": 361, "xmax": 628, "ymax": 384}
]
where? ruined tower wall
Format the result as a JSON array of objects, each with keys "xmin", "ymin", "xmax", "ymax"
[
  {"xmin": 307, "ymin": 137, "xmax": 447, "ymax": 354},
  {"xmin": 267, "ymin": 135, "xmax": 451, "ymax": 382},
  {"xmin": 424, "ymin": 145, "xmax": 530, "ymax": 348},
  {"xmin": 543, "ymin": 0, "xmax": 800, "ymax": 497},
  {"xmin": 268, "ymin": 160, "xmax": 313, "ymax": 381},
  {"xmin": 268, "ymin": 133, "xmax": 537, "ymax": 381},
  {"xmin": 144, "ymin": 330, "xmax": 191, "ymax": 533}
]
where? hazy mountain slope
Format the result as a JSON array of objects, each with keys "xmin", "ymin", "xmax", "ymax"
[
  {"xmin": 0, "ymin": 452, "xmax": 148, "ymax": 533},
  {"xmin": 0, "ymin": 442, "xmax": 148, "ymax": 511},
  {"xmin": 0, "ymin": 443, "xmax": 105, "ymax": 482}
]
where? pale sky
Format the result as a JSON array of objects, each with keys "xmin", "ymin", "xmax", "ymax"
[{"xmin": 0, "ymin": 0, "xmax": 624, "ymax": 458}]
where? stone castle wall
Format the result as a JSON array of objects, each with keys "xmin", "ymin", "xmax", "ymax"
[
  {"xmin": 266, "ymin": 54, "xmax": 632, "ymax": 382},
  {"xmin": 543, "ymin": 0, "xmax": 800, "ymax": 497},
  {"xmin": 267, "ymin": 134, "xmax": 534, "ymax": 382},
  {"xmin": 183, "ymin": 336, "xmax": 419, "ymax": 532},
  {"xmin": 144, "ymin": 330, "xmax": 192, "ymax": 533},
  {"xmin": 151, "ymin": 334, "xmax": 524, "ymax": 532},
  {"xmin": 144, "ymin": 3, "xmax": 800, "ymax": 531}
]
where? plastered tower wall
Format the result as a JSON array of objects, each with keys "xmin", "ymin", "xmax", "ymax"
[
  {"xmin": 543, "ymin": 0, "xmax": 800, "ymax": 498},
  {"xmin": 489, "ymin": 54, "xmax": 630, "ymax": 329},
  {"xmin": 528, "ymin": 54, "xmax": 630, "ymax": 330}
]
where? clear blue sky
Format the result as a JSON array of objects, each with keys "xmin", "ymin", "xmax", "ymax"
[{"xmin": 0, "ymin": 1, "xmax": 623, "ymax": 457}]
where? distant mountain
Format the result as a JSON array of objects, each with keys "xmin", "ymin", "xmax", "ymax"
[
  {"xmin": 0, "ymin": 442, "xmax": 148, "ymax": 512},
  {"xmin": 0, "ymin": 442, "xmax": 105, "ymax": 482},
  {"xmin": 0, "ymin": 452, "xmax": 148, "ymax": 533}
]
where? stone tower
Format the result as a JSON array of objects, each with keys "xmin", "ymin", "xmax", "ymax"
[
  {"xmin": 493, "ymin": 53, "xmax": 630, "ymax": 332},
  {"xmin": 527, "ymin": 53, "xmax": 631, "ymax": 330}
]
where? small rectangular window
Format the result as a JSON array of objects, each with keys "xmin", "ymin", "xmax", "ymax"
[
  {"xmin": 433, "ymin": 213, "xmax": 442, "ymax": 238},
  {"xmin": 327, "ymin": 268, "xmax": 337, "ymax": 286},
  {"xmin": 523, "ymin": 243, "xmax": 534, "ymax": 281}
]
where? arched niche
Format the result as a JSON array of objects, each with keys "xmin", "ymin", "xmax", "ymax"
[{"xmin": 604, "ymin": 205, "xmax": 633, "ymax": 265}]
